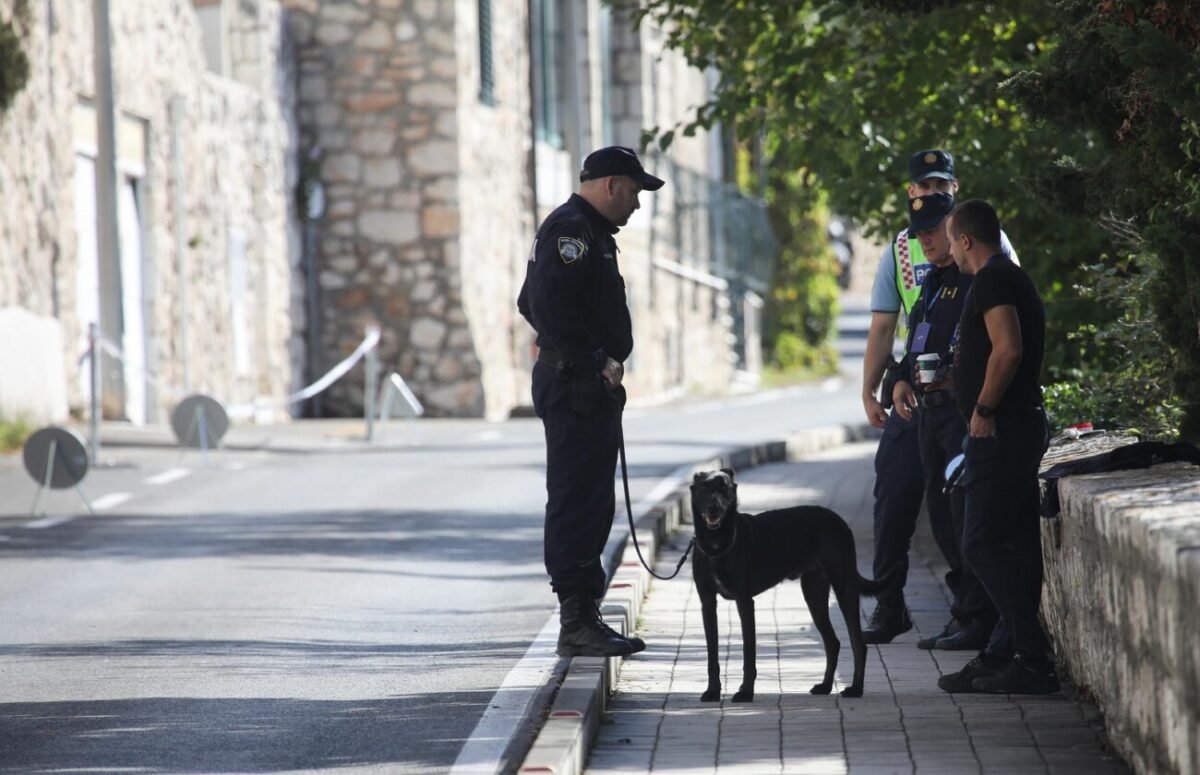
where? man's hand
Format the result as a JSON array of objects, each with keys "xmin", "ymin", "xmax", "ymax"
[
  {"xmin": 862, "ymin": 394, "xmax": 888, "ymax": 428},
  {"xmin": 892, "ymin": 381, "xmax": 918, "ymax": 421},
  {"xmin": 601, "ymin": 358, "xmax": 624, "ymax": 389},
  {"xmin": 969, "ymin": 410, "xmax": 996, "ymax": 438}
]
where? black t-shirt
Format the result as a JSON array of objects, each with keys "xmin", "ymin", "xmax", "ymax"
[{"xmin": 954, "ymin": 255, "xmax": 1045, "ymax": 419}]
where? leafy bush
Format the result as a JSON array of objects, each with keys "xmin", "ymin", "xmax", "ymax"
[
  {"xmin": 0, "ymin": 416, "xmax": 32, "ymax": 452},
  {"xmin": 763, "ymin": 168, "xmax": 841, "ymax": 372},
  {"xmin": 0, "ymin": 11, "xmax": 29, "ymax": 115},
  {"xmin": 1042, "ymin": 254, "xmax": 1182, "ymax": 439}
]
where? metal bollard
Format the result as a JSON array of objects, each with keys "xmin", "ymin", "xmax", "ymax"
[
  {"xmin": 88, "ymin": 322, "xmax": 101, "ymax": 464},
  {"xmin": 364, "ymin": 326, "xmax": 380, "ymax": 442}
]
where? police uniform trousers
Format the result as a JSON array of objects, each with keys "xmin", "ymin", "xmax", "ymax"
[
  {"xmin": 532, "ymin": 361, "xmax": 624, "ymax": 601},
  {"xmin": 871, "ymin": 409, "xmax": 926, "ymax": 609},
  {"xmin": 960, "ymin": 407, "xmax": 1050, "ymax": 658},
  {"xmin": 918, "ymin": 399, "xmax": 996, "ymax": 628}
]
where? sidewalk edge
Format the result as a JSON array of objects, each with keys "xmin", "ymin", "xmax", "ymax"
[{"xmin": 514, "ymin": 422, "xmax": 877, "ymax": 775}]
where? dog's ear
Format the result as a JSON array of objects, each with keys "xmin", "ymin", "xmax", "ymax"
[
  {"xmin": 692, "ymin": 472, "xmax": 706, "ymax": 486},
  {"xmin": 720, "ymin": 467, "xmax": 735, "ymax": 482}
]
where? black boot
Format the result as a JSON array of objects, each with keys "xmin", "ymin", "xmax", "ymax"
[
  {"xmin": 592, "ymin": 598, "xmax": 645, "ymax": 654},
  {"xmin": 862, "ymin": 603, "xmax": 913, "ymax": 645},
  {"xmin": 556, "ymin": 594, "xmax": 635, "ymax": 658}
]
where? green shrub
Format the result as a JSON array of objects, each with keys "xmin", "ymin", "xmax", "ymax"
[
  {"xmin": 0, "ymin": 416, "xmax": 32, "ymax": 452},
  {"xmin": 0, "ymin": 14, "xmax": 29, "ymax": 115}
]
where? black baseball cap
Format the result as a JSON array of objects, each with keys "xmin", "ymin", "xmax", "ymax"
[
  {"xmin": 908, "ymin": 149, "xmax": 955, "ymax": 183},
  {"xmin": 908, "ymin": 192, "xmax": 955, "ymax": 236},
  {"xmin": 579, "ymin": 146, "xmax": 665, "ymax": 191}
]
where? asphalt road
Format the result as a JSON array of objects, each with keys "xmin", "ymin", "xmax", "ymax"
[{"xmin": 0, "ymin": 305, "xmax": 869, "ymax": 773}]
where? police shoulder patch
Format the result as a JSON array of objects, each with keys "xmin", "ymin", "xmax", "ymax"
[{"xmin": 558, "ymin": 236, "xmax": 587, "ymax": 264}]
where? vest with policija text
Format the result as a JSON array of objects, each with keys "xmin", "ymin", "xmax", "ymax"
[{"xmin": 892, "ymin": 228, "xmax": 931, "ymax": 317}]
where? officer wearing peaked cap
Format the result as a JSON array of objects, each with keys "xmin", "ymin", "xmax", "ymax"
[
  {"xmin": 861, "ymin": 150, "xmax": 1019, "ymax": 645},
  {"xmin": 518, "ymin": 146, "xmax": 664, "ymax": 659},
  {"xmin": 890, "ymin": 191, "xmax": 999, "ymax": 652}
]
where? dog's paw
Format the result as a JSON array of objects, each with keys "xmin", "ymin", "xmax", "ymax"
[
  {"xmin": 700, "ymin": 688, "xmax": 721, "ymax": 702},
  {"xmin": 809, "ymin": 682, "xmax": 832, "ymax": 695},
  {"xmin": 731, "ymin": 688, "xmax": 754, "ymax": 703},
  {"xmin": 840, "ymin": 686, "xmax": 863, "ymax": 698}
]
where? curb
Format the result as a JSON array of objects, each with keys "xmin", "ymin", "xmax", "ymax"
[{"xmin": 515, "ymin": 423, "xmax": 878, "ymax": 775}]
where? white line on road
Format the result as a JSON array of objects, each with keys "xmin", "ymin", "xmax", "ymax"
[
  {"xmin": 448, "ymin": 614, "xmax": 560, "ymax": 775},
  {"xmin": 822, "ymin": 376, "xmax": 844, "ymax": 393},
  {"xmin": 24, "ymin": 491, "xmax": 131, "ymax": 529},
  {"xmin": 92, "ymin": 492, "xmax": 132, "ymax": 511},
  {"xmin": 145, "ymin": 467, "xmax": 191, "ymax": 486},
  {"xmin": 25, "ymin": 515, "xmax": 77, "ymax": 529}
]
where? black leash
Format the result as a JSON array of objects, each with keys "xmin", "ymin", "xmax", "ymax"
[{"xmin": 615, "ymin": 407, "xmax": 695, "ymax": 580}]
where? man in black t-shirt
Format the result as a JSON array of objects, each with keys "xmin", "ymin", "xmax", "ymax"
[{"xmin": 938, "ymin": 199, "xmax": 1058, "ymax": 695}]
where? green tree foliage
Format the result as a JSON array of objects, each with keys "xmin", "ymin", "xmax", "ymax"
[
  {"xmin": 764, "ymin": 164, "xmax": 840, "ymax": 372},
  {"xmin": 631, "ymin": 0, "xmax": 1195, "ymax": 438},
  {"xmin": 1004, "ymin": 1, "xmax": 1200, "ymax": 439},
  {"xmin": 0, "ymin": 3, "xmax": 30, "ymax": 115}
]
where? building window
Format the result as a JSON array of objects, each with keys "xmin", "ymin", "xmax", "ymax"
[
  {"xmin": 193, "ymin": 0, "xmax": 228, "ymax": 76},
  {"xmin": 478, "ymin": 0, "xmax": 495, "ymax": 105},
  {"xmin": 531, "ymin": 0, "xmax": 562, "ymax": 147}
]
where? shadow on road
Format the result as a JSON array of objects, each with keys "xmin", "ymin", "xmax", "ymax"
[
  {"xmin": 0, "ymin": 692, "xmax": 502, "ymax": 772},
  {"xmin": 0, "ymin": 509, "xmax": 545, "ymax": 565}
]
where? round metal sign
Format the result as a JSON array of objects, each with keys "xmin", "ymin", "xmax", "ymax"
[
  {"xmin": 23, "ymin": 426, "xmax": 90, "ymax": 489},
  {"xmin": 170, "ymin": 394, "xmax": 230, "ymax": 448}
]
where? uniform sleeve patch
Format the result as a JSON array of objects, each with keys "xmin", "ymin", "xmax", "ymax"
[{"xmin": 557, "ymin": 236, "xmax": 587, "ymax": 264}]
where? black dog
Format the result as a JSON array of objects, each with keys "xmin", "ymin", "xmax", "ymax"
[{"xmin": 690, "ymin": 469, "xmax": 902, "ymax": 700}]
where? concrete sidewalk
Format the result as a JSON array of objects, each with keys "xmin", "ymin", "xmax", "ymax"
[{"xmin": 587, "ymin": 441, "xmax": 1129, "ymax": 774}]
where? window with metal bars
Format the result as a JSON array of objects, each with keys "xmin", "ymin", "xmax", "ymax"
[{"xmin": 478, "ymin": 0, "xmax": 496, "ymax": 105}]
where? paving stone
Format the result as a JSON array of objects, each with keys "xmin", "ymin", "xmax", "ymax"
[{"xmin": 583, "ymin": 445, "xmax": 1129, "ymax": 774}]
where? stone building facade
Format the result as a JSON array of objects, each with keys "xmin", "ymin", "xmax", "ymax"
[
  {"xmin": 287, "ymin": 0, "xmax": 773, "ymax": 419},
  {"xmin": 0, "ymin": 0, "xmax": 300, "ymax": 425},
  {"xmin": 0, "ymin": 0, "xmax": 772, "ymax": 427}
]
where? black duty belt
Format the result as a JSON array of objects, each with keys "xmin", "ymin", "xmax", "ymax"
[
  {"xmin": 537, "ymin": 348, "xmax": 568, "ymax": 369},
  {"xmin": 918, "ymin": 389, "xmax": 954, "ymax": 410}
]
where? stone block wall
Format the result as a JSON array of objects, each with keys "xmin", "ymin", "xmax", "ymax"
[
  {"xmin": 0, "ymin": 0, "xmax": 298, "ymax": 423},
  {"xmin": 1041, "ymin": 464, "xmax": 1200, "ymax": 775},
  {"xmin": 288, "ymin": 0, "xmax": 509, "ymax": 417}
]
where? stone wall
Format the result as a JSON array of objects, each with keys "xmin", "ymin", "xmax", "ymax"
[
  {"xmin": 1041, "ymin": 457, "xmax": 1200, "ymax": 775},
  {"xmin": 454, "ymin": 0, "xmax": 535, "ymax": 420},
  {"xmin": 287, "ymin": 0, "xmax": 496, "ymax": 417},
  {"xmin": 0, "ymin": 0, "xmax": 298, "ymax": 424}
]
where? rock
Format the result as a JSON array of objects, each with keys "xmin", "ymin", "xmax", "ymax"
[
  {"xmin": 357, "ymin": 20, "xmax": 392, "ymax": 49},
  {"xmin": 410, "ymin": 317, "xmax": 447, "ymax": 349},
  {"xmin": 364, "ymin": 159, "xmax": 403, "ymax": 189},
  {"xmin": 358, "ymin": 210, "xmax": 419, "ymax": 245},
  {"xmin": 421, "ymin": 206, "xmax": 459, "ymax": 238}
]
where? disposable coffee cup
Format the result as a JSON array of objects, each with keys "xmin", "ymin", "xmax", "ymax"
[{"xmin": 917, "ymin": 353, "xmax": 939, "ymax": 383}]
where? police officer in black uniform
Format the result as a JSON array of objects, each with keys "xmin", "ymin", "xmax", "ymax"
[
  {"xmin": 890, "ymin": 193, "xmax": 998, "ymax": 651},
  {"xmin": 517, "ymin": 146, "xmax": 664, "ymax": 658}
]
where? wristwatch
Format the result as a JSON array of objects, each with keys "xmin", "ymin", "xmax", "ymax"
[{"xmin": 974, "ymin": 402, "xmax": 996, "ymax": 419}]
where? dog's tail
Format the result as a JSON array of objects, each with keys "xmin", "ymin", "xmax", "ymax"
[{"xmin": 856, "ymin": 559, "xmax": 908, "ymax": 598}]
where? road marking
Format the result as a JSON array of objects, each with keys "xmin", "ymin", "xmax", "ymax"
[
  {"xmin": 145, "ymin": 467, "xmax": 191, "ymax": 486},
  {"xmin": 24, "ymin": 491, "xmax": 130, "ymax": 529},
  {"xmin": 448, "ymin": 614, "xmax": 560, "ymax": 775},
  {"xmin": 25, "ymin": 515, "xmax": 76, "ymax": 529},
  {"xmin": 471, "ymin": 430, "xmax": 503, "ymax": 442},
  {"xmin": 92, "ymin": 492, "xmax": 131, "ymax": 511},
  {"xmin": 452, "ymin": 464, "xmax": 696, "ymax": 774}
]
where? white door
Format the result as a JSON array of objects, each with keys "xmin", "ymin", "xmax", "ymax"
[{"xmin": 117, "ymin": 177, "xmax": 147, "ymax": 424}]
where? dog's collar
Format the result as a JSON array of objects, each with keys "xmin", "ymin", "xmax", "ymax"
[{"xmin": 694, "ymin": 519, "xmax": 737, "ymax": 559}]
